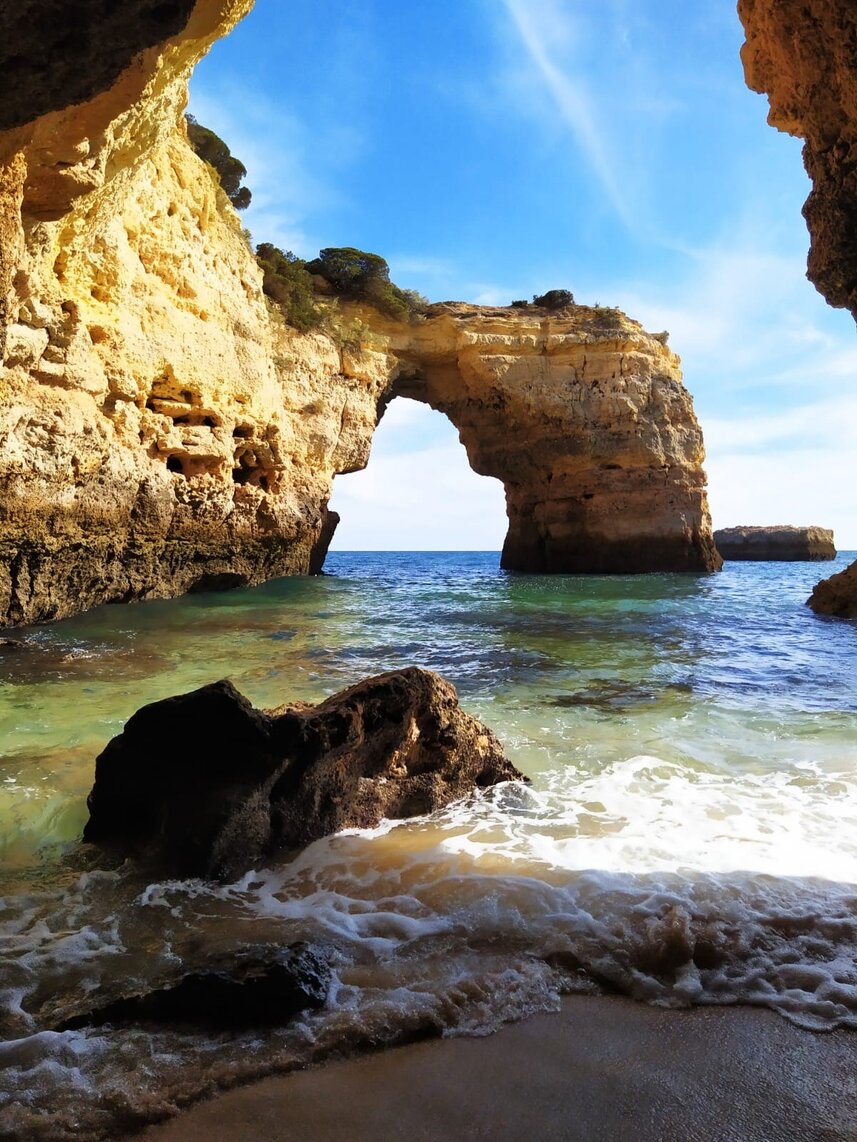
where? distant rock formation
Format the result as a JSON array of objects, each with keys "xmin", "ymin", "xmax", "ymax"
[
  {"xmin": 714, "ymin": 526, "xmax": 836, "ymax": 562},
  {"xmin": 83, "ymin": 667, "xmax": 524, "ymax": 880},
  {"xmin": 808, "ymin": 562, "xmax": 857, "ymax": 619}
]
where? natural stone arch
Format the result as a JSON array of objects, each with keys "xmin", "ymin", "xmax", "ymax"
[
  {"xmin": 0, "ymin": 1, "xmax": 721, "ymax": 627},
  {"xmin": 361, "ymin": 303, "xmax": 721, "ymax": 575}
]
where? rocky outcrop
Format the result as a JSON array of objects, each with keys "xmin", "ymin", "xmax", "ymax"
[
  {"xmin": 83, "ymin": 667, "xmax": 523, "ymax": 879},
  {"xmin": 0, "ymin": 0, "xmax": 720, "ymax": 627},
  {"xmin": 738, "ymin": 1, "xmax": 857, "ymax": 612},
  {"xmin": 714, "ymin": 525, "xmax": 836, "ymax": 561},
  {"xmin": 57, "ymin": 943, "xmax": 331, "ymax": 1033},
  {"xmin": 808, "ymin": 561, "xmax": 857, "ymax": 618},
  {"xmin": 739, "ymin": 0, "xmax": 857, "ymax": 323}
]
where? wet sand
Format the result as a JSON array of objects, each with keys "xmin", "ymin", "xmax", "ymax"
[{"xmin": 141, "ymin": 995, "xmax": 857, "ymax": 1141}]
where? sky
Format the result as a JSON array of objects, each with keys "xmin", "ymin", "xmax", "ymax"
[{"xmin": 189, "ymin": 0, "xmax": 857, "ymax": 550}]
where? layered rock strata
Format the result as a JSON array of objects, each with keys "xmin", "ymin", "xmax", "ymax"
[
  {"xmin": 808, "ymin": 562, "xmax": 857, "ymax": 619},
  {"xmin": 393, "ymin": 304, "xmax": 721, "ymax": 574},
  {"xmin": 0, "ymin": 0, "xmax": 720, "ymax": 627},
  {"xmin": 714, "ymin": 525, "xmax": 836, "ymax": 561},
  {"xmin": 739, "ymin": 0, "xmax": 857, "ymax": 615},
  {"xmin": 83, "ymin": 667, "xmax": 524, "ymax": 879}
]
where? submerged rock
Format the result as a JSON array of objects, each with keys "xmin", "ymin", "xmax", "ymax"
[
  {"xmin": 807, "ymin": 559, "xmax": 857, "ymax": 619},
  {"xmin": 714, "ymin": 526, "xmax": 836, "ymax": 562},
  {"xmin": 58, "ymin": 942, "xmax": 331, "ymax": 1032},
  {"xmin": 83, "ymin": 666, "xmax": 524, "ymax": 879}
]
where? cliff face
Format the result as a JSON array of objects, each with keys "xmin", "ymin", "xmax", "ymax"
[
  {"xmin": 739, "ymin": 0, "xmax": 857, "ymax": 322},
  {"xmin": 0, "ymin": 0, "xmax": 344, "ymax": 623},
  {"xmin": 0, "ymin": 0, "xmax": 719, "ymax": 627},
  {"xmin": 739, "ymin": 0, "xmax": 857, "ymax": 615}
]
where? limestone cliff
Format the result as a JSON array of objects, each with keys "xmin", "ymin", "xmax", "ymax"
[
  {"xmin": 0, "ymin": 0, "xmax": 720, "ymax": 627},
  {"xmin": 739, "ymin": 0, "xmax": 857, "ymax": 322},
  {"xmin": 391, "ymin": 305, "xmax": 719, "ymax": 574},
  {"xmin": 739, "ymin": 0, "xmax": 857, "ymax": 614}
]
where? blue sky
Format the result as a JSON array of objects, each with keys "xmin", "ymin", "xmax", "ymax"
[{"xmin": 190, "ymin": 0, "xmax": 857, "ymax": 550}]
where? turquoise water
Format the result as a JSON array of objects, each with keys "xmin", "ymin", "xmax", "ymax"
[{"xmin": 1, "ymin": 552, "xmax": 857, "ymax": 1139}]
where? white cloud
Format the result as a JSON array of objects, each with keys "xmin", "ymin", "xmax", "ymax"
[
  {"xmin": 329, "ymin": 402, "xmax": 507, "ymax": 550},
  {"xmin": 187, "ymin": 83, "xmax": 359, "ymax": 256}
]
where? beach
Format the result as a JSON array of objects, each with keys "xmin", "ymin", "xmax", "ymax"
[{"xmin": 142, "ymin": 994, "xmax": 857, "ymax": 1141}]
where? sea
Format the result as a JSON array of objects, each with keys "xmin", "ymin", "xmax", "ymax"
[{"xmin": 1, "ymin": 550, "xmax": 856, "ymax": 1139}]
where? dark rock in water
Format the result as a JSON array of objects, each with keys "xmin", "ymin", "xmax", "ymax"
[
  {"xmin": 83, "ymin": 667, "xmax": 524, "ymax": 879},
  {"xmin": 308, "ymin": 507, "xmax": 339, "ymax": 574},
  {"xmin": 57, "ymin": 943, "xmax": 331, "ymax": 1031},
  {"xmin": 551, "ymin": 679, "xmax": 693, "ymax": 714},
  {"xmin": 0, "ymin": 637, "xmax": 25, "ymax": 652},
  {"xmin": 808, "ymin": 558, "xmax": 857, "ymax": 619},
  {"xmin": 714, "ymin": 525, "xmax": 835, "ymax": 561}
]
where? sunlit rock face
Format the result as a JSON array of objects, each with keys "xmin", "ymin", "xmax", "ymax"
[
  {"xmin": 0, "ymin": 0, "xmax": 719, "ymax": 627},
  {"xmin": 391, "ymin": 304, "xmax": 721, "ymax": 574},
  {"xmin": 739, "ymin": 0, "xmax": 857, "ymax": 615},
  {"xmin": 0, "ymin": 0, "xmax": 343, "ymax": 625}
]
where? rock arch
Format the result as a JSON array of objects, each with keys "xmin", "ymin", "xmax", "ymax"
[
  {"xmin": 0, "ymin": 1, "xmax": 721, "ymax": 627},
  {"xmin": 361, "ymin": 303, "xmax": 721, "ymax": 575}
]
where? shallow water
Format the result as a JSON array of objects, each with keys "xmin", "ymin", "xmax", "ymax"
[{"xmin": 1, "ymin": 552, "xmax": 856, "ymax": 1139}]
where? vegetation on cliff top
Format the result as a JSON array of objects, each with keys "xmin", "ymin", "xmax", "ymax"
[
  {"xmin": 257, "ymin": 243, "xmax": 427, "ymax": 330},
  {"xmin": 307, "ymin": 247, "xmax": 427, "ymax": 319},
  {"xmin": 512, "ymin": 289, "xmax": 576, "ymax": 310},
  {"xmin": 185, "ymin": 115, "xmax": 251, "ymax": 210},
  {"xmin": 255, "ymin": 244, "xmax": 323, "ymax": 332}
]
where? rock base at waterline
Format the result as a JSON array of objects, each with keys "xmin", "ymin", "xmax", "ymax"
[
  {"xmin": 83, "ymin": 666, "xmax": 524, "ymax": 879},
  {"xmin": 57, "ymin": 943, "xmax": 332, "ymax": 1033},
  {"xmin": 808, "ymin": 559, "xmax": 857, "ymax": 619}
]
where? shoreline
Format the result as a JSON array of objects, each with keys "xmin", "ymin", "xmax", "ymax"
[{"xmin": 140, "ymin": 994, "xmax": 857, "ymax": 1141}]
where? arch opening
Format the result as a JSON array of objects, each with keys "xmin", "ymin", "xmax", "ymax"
[{"xmin": 327, "ymin": 397, "xmax": 506, "ymax": 554}]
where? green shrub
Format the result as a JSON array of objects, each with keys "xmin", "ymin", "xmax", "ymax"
[
  {"xmin": 533, "ymin": 288, "xmax": 574, "ymax": 309},
  {"xmin": 255, "ymin": 243, "xmax": 323, "ymax": 331},
  {"xmin": 185, "ymin": 115, "xmax": 251, "ymax": 210},
  {"xmin": 305, "ymin": 246, "xmax": 417, "ymax": 320},
  {"xmin": 510, "ymin": 299, "xmax": 529, "ymax": 308}
]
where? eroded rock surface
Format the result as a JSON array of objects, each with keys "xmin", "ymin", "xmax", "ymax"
[
  {"xmin": 393, "ymin": 304, "xmax": 721, "ymax": 574},
  {"xmin": 715, "ymin": 525, "xmax": 836, "ymax": 561},
  {"xmin": 739, "ymin": 0, "xmax": 857, "ymax": 322},
  {"xmin": 83, "ymin": 667, "xmax": 524, "ymax": 879},
  {"xmin": 0, "ymin": 0, "xmax": 720, "ymax": 626},
  {"xmin": 739, "ymin": 0, "xmax": 857, "ymax": 609},
  {"xmin": 808, "ymin": 561, "xmax": 857, "ymax": 619}
]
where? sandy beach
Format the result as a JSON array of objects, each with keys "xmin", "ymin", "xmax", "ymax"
[{"xmin": 141, "ymin": 995, "xmax": 857, "ymax": 1141}]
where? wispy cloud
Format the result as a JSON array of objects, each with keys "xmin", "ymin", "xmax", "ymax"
[
  {"xmin": 187, "ymin": 82, "xmax": 360, "ymax": 256},
  {"xmin": 500, "ymin": 0, "xmax": 634, "ymax": 229}
]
